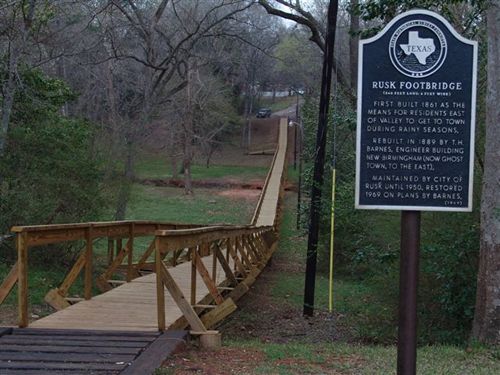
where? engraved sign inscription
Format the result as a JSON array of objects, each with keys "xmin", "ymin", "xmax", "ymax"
[{"xmin": 356, "ymin": 10, "xmax": 478, "ymax": 211}]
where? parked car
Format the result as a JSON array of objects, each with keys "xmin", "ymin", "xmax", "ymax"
[{"xmin": 256, "ymin": 108, "xmax": 272, "ymax": 118}]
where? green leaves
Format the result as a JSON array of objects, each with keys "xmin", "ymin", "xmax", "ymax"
[
  {"xmin": 0, "ymin": 68, "xmax": 106, "ymax": 245},
  {"xmin": 353, "ymin": 0, "xmax": 488, "ymax": 38}
]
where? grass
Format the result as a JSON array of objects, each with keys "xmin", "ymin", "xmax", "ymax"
[
  {"xmin": 0, "ymin": 159, "xmax": 263, "ymax": 315},
  {"xmin": 225, "ymin": 339, "xmax": 500, "ymax": 375},
  {"xmin": 211, "ymin": 194, "xmax": 500, "ymax": 374},
  {"xmin": 127, "ymin": 184, "xmax": 256, "ymax": 225},
  {"xmin": 0, "ymin": 259, "xmax": 89, "ymax": 312},
  {"xmin": 0, "ymin": 181, "xmax": 257, "ymax": 310},
  {"xmin": 135, "ymin": 154, "xmax": 268, "ymax": 180}
]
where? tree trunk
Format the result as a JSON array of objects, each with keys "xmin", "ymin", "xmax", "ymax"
[
  {"xmin": 114, "ymin": 137, "xmax": 135, "ymax": 221},
  {"xmin": 472, "ymin": 0, "xmax": 500, "ymax": 344},
  {"xmin": 167, "ymin": 126, "xmax": 179, "ymax": 179},
  {"xmin": 0, "ymin": 43, "xmax": 20, "ymax": 155},
  {"xmin": 349, "ymin": 0, "xmax": 359, "ymax": 93},
  {"xmin": 0, "ymin": 0, "xmax": 36, "ymax": 156},
  {"xmin": 183, "ymin": 63, "xmax": 194, "ymax": 195}
]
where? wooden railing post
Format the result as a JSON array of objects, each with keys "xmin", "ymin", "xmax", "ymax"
[
  {"xmin": 17, "ymin": 232, "xmax": 28, "ymax": 328},
  {"xmin": 0, "ymin": 261, "xmax": 19, "ymax": 305},
  {"xmin": 107, "ymin": 238, "xmax": 114, "ymax": 265},
  {"xmin": 155, "ymin": 236, "xmax": 165, "ymax": 331},
  {"xmin": 84, "ymin": 225, "xmax": 93, "ymax": 300},
  {"xmin": 116, "ymin": 238, "xmax": 122, "ymax": 258},
  {"xmin": 127, "ymin": 223, "xmax": 135, "ymax": 282},
  {"xmin": 212, "ymin": 243, "xmax": 217, "ymax": 281},
  {"xmin": 191, "ymin": 247, "xmax": 197, "ymax": 305}
]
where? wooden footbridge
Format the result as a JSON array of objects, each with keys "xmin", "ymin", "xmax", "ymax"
[{"xmin": 0, "ymin": 118, "xmax": 289, "ymax": 374}]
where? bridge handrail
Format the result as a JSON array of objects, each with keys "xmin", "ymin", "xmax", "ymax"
[
  {"xmin": 1, "ymin": 117, "xmax": 289, "ymax": 329},
  {"xmin": 251, "ymin": 118, "xmax": 288, "ymax": 226},
  {"xmin": 10, "ymin": 220, "xmax": 200, "ymax": 247},
  {"xmin": 250, "ymin": 142, "xmax": 280, "ymax": 226},
  {"xmin": 154, "ymin": 224, "xmax": 278, "ymax": 331}
]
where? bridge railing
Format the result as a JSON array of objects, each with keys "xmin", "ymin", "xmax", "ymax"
[
  {"xmin": 1, "ymin": 117, "xmax": 289, "ymax": 330},
  {"xmin": 155, "ymin": 118, "xmax": 289, "ymax": 332},
  {"xmin": 251, "ymin": 117, "xmax": 288, "ymax": 227},
  {"xmin": 154, "ymin": 225, "xmax": 278, "ymax": 332},
  {"xmin": 1, "ymin": 220, "xmax": 200, "ymax": 327}
]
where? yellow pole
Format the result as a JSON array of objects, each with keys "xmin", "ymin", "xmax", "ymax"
[{"xmin": 329, "ymin": 167, "xmax": 336, "ymax": 312}]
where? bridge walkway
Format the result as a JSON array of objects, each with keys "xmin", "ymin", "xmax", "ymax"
[{"xmin": 0, "ymin": 117, "xmax": 289, "ymax": 374}]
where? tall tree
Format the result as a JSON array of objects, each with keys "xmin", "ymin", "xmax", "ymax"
[
  {"xmin": 258, "ymin": 0, "xmax": 352, "ymax": 93},
  {"xmin": 349, "ymin": 0, "xmax": 359, "ymax": 91},
  {"xmin": 472, "ymin": 0, "xmax": 500, "ymax": 344},
  {"xmin": 0, "ymin": 0, "xmax": 37, "ymax": 155},
  {"xmin": 100, "ymin": 0, "xmax": 253, "ymax": 201}
]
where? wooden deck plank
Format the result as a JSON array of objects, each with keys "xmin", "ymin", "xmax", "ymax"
[
  {"xmin": 30, "ymin": 255, "xmax": 234, "ymax": 332},
  {"xmin": 1, "ymin": 337, "xmax": 147, "ymax": 348},
  {"xmin": 11, "ymin": 328, "xmax": 159, "ymax": 337},
  {"xmin": 0, "ymin": 352, "xmax": 135, "ymax": 363},
  {"xmin": 0, "ymin": 371, "xmax": 114, "ymax": 375},
  {"xmin": 0, "ymin": 344, "xmax": 140, "ymax": 354},
  {"xmin": 0, "ymin": 361, "xmax": 125, "ymax": 371}
]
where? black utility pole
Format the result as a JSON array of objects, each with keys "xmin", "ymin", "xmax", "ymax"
[
  {"xmin": 296, "ymin": 124, "xmax": 303, "ymax": 230},
  {"xmin": 303, "ymin": 0, "xmax": 339, "ymax": 317},
  {"xmin": 293, "ymin": 119, "xmax": 297, "ymax": 170}
]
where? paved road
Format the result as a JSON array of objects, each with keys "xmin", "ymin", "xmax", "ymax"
[{"xmin": 273, "ymin": 100, "xmax": 302, "ymax": 121}]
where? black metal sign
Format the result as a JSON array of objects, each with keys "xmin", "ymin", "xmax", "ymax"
[{"xmin": 355, "ymin": 10, "xmax": 477, "ymax": 211}]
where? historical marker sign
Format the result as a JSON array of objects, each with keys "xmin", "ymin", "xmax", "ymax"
[{"xmin": 355, "ymin": 10, "xmax": 478, "ymax": 211}]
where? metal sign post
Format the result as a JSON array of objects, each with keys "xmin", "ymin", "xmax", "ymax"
[
  {"xmin": 398, "ymin": 210, "xmax": 420, "ymax": 374},
  {"xmin": 355, "ymin": 10, "xmax": 477, "ymax": 374}
]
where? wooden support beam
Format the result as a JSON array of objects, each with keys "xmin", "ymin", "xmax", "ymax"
[
  {"xmin": 127, "ymin": 223, "xmax": 134, "ymax": 282},
  {"xmin": 241, "ymin": 236, "xmax": 256, "ymax": 264},
  {"xmin": 228, "ymin": 281, "xmax": 250, "ymax": 302},
  {"xmin": 255, "ymin": 233, "xmax": 268, "ymax": 255},
  {"xmin": 200, "ymin": 298, "xmax": 237, "ymax": 329},
  {"xmin": 107, "ymin": 238, "xmax": 114, "ymax": 265},
  {"xmin": 58, "ymin": 250, "xmax": 86, "ymax": 297},
  {"xmin": 194, "ymin": 247, "xmax": 224, "ymax": 305},
  {"xmin": 243, "ymin": 236, "xmax": 260, "ymax": 265},
  {"xmin": 135, "ymin": 239, "xmax": 155, "ymax": 272},
  {"xmin": 253, "ymin": 233, "xmax": 266, "ymax": 256},
  {"xmin": 96, "ymin": 240, "xmax": 131, "ymax": 292},
  {"xmin": 213, "ymin": 243, "xmax": 238, "ymax": 286},
  {"xmin": 0, "ymin": 262, "xmax": 18, "ymax": 304},
  {"xmin": 116, "ymin": 238, "xmax": 122, "ymax": 259},
  {"xmin": 17, "ymin": 232, "xmax": 28, "ymax": 328},
  {"xmin": 84, "ymin": 227, "xmax": 93, "ymax": 300},
  {"xmin": 212, "ymin": 247, "xmax": 217, "ymax": 282},
  {"xmin": 193, "ymin": 304, "xmax": 216, "ymax": 309},
  {"xmin": 168, "ymin": 280, "xmax": 232, "ymax": 330},
  {"xmin": 236, "ymin": 236, "xmax": 253, "ymax": 270},
  {"xmin": 227, "ymin": 238, "xmax": 247, "ymax": 278},
  {"xmin": 190, "ymin": 248, "xmax": 197, "ymax": 306},
  {"xmin": 155, "ymin": 237, "xmax": 165, "ymax": 332},
  {"xmin": 44, "ymin": 288, "xmax": 70, "ymax": 311},
  {"xmin": 158, "ymin": 261, "xmax": 206, "ymax": 332}
]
